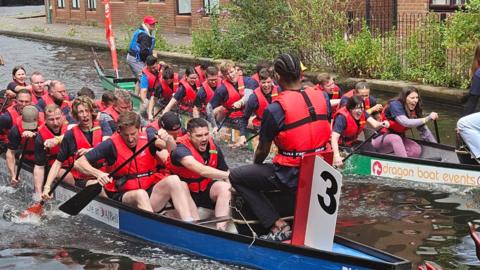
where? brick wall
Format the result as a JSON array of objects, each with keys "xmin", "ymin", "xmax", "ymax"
[{"xmin": 397, "ymin": 0, "xmax": 429, "ymax": 14}]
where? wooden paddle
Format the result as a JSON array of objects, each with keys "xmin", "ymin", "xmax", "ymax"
[
  {"xmin": 433, "ymin": 119, "xmax": 441, "ymax": 144},
  {"xmin": 342, "ymin": 131, "xmax": 378, "ymax": 162},
  {"xmin": 19, "ymin": 161, "xmax": 76, "ymax": 218},
  {"xmin": 59, "ymin": 137, "xmax": 157, "ymax": 216}
]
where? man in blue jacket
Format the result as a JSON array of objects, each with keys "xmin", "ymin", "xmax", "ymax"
[{"xmin": 126, "ymin": 15, "xmax": 157, "ymax": 78}]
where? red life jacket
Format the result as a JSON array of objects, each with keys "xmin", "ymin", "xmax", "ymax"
[
  {"xmin": 195, "ymin": 65, "xmax": 206, "ymax": 85},
  {"xmin": 251, "ymin": 73, "xmax": 260, "ymax": 84},
  {"xmin": 166, "ymin": 134, "xmax": 218, "ymax": 193},
  {"xmin": 103, "ymin": 106, "xmax": 120, "ymax": 123},
  {"xmin": 252, "ymin": 86, "xmax": 279, "ymax": 127},
  {"xmin": 178, "ymin": 78, "xmax": 197, "ymax": 112},
  {"xmin": 15, "ymin": 117, "xmax": 42, "ymax": 162},
  {"xmin": 142, "ymin": 66, "xmax": 161, "ymax": 95},
  {"xmin": 341, "ymin": 90, "xmax": 371, "ymax": 110},
  {"xmin": 223, "ymin": 76, "xmax": 245, "ymax": 118},
  {"xmin": 95, "ymin": 100, "xmax": 108, "ymax": 112},
  {"xmin": 43, "ymin": 94, "xmax": 71, "ymax": 109},
  {"xmin": 103, "ymin": 133, "xmax": 160, "ymax": 193},
  {"xmin": 333, "ymin": 106, "xmax": 366, "ymax": 147},
  {"xmin": 273, "ymin": 88, "xmax": 331, "ymax": 167},
  {"xmin": 0, "ymin": 107, "xmax": 21, "ymax": 143},
  {"xmin": 380, "ymin": 101, "xmax": 416, "ymax": 136},
  {"xmin": 159, "ymin": 73, "xmax": 180, "ymax": 100},
  {"xmin": 70, "ymin": 121, "xmax": 104, "ymax": 180},
  {"xmin": 38, "ymin": 123, "xmax": 68, "ymax": 167},
  {"xmin": 317, "ymin": 84, "xmax": 341, "ymax": 100},
  {"xmin": 30, "ymin": 88, "xmax": 45, "ymax": 105},
  {"xmin": 201, "ymin": 80, "xmax": 219, "ymax": 107}
]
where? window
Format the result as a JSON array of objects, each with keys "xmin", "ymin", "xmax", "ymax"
[
  {"xmin": 87, "ymin": 0, "xmax": 96, "ymax": 10},
  {"xmin": 430, "ymin": 0, "xmax": 466, "ymax": 11},
  {"xmin": 203, "ymin": 0, "xmax": 219, "ymax": 15},
  {"xmin": 71, "ymin": 0, "xmax": 80, "ymax": 9},
  {"xmin": 177, "ymin": 0, "xmax": 191, "ymax": 15},
  {"xmin": 57, "ymin": 0, "xmax": 65, "ymax": 8}
]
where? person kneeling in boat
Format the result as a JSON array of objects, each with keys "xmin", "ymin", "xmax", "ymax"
[
  {"xmin": 233, "ymin": 68, "xmax": 279, "ymax": 148},
  {"xmin": 161, "ymin": 67, "xmax": 199, "ymax": 115},
  {"xmin": 229, "ymin": 53, "xmax": 332, "ymax": 241},
  {"xmin": 33, "ymin": 104, "xmax": 68, "ymax": 201},
  {"xmin": 331, "ymin": 96, "xmax": 389, "ymax": 168},
  {"xmin": 372, "ymin": 86, "xmax": 438, "ymax": 158},
  {"xmin": 76, "ymin": 111, "xmax": 199, "ymax": 219},
  {"xmin": 42, "ymin": 96, "xmax": 112, "ymax": 200},
  {"xmin": 99, "ymin": 89, "xmax": 133, "ymax": 132},
  {"xmin": 166, "ymin": 118, "xmax": 231, "ymax": 230},
  {"xmin": 7, "ymin": 105, "xmax": 42, "ymax": 188}
]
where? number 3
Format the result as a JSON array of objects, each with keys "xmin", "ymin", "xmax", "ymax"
[{"xmin": 317, "ymin": 171, "xmax": 338, "ymax": 215}]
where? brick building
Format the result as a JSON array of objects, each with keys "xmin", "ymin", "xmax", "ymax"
[{"xmin": 45, "ymin": 0, "xmax": 465, "ymax": 34}]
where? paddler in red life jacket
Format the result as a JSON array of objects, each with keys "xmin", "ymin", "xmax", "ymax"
[
  {"xmin": 206, "ymin": 60, "xmax": 259, "ymax": 134},
  {"xmin": 5, "ymin": 65, "xmax": 29, "ymax": 99},
  {"xmin": 7, "ymin": 105, "xmax": 42, "ymax": 188},
  {"xmin": 146, "ymin": 111, "xmax": 186, "ymax": 164},
  {"xmin": 0, "ymin": 89, "xmax": 33, "ymax": 143},
  {"xmin": 372, "ymin": 86, "xmax": 438, "ymax": 158},
  {"xmin": 99, "ymin": 89, "xmax": 133, "ymax": 132},
  {"xmin": 250, "ymin": 60, "xmax": 274, "ymax": 85},
  {"xmin": 139, "ymin": 55, "xmax": 162, "ymax": 106},
  {"xmin": 161, "ymin": 66, "xmax": 199, "ymax": 115},
  {"xmin": 339, "ymin": 81, "xmax": 383, "ymax": 119},
  {"xmin": 331, "ymin": 96, "xmax": 389, "ymax": 168},
  {"xmin": 41, "ymin": 96, "xmax": 113, "ymax": 201},
  {"xmin": 96, "ymin": 92, "xmax": 114, "ymax": 113},
  {"xmin": 75, "ymin": 111, "xmax": 199, "ymax": 220},
  {"xmin": 37, "ymin": 80, "xmax": 75, "ymax": 124},
  {"xmin": 229, "ymin": 53, "xmax": 332, "ymax": 242},
  {"xmin": 192, "ymin": 66, "xmax": 220, "ymax": 118},
  {"xmin": 29, "ymin": 71, "xmax": 49, "ymax": 105},
  {"xmin": 233, "ymin": 68, "xmax": 279, "ymax": 148},
  {"xmin": 147, "ymin": 67, "xmax": 180, "ymax": 121},
  {"xmin": 33, "ymin": 104, "xmax": 68, "ymax": 202},
  {"xmin": 194, "ymin": 64, "xmax": 207, "ymax": 85},
  {"xmin": 166, "ymin": 118, "xmax": 231, "ymax": 230},
  {"xmin": 315, "ymin": 73, "xmax": 342, "ymax": 112}
]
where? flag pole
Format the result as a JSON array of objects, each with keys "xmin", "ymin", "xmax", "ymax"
[{"xmin": 104, "ymin": 0, "xmax": 119, "ymax": 78}]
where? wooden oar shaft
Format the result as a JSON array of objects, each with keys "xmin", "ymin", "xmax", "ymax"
[
  {"xmin": 15, "ymin": 137, "xmax": 30, "ymax": 181},
  {"xmin": 434, "ymin": 119, "xmax": 441, "ymax": 144}
]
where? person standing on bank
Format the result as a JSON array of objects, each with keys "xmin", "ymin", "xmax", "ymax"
[
  {"xmin": 126, "ymin": 16, "xmax": 157, "ymax": 78},
  {"xmin": 229, "ymin": 53, "xmax": 332, "ymax": 241}
]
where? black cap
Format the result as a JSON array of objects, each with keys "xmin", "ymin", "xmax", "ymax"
[{"xmin": 160, "ymin": 112, "xmax": 181, "ymax": 131}]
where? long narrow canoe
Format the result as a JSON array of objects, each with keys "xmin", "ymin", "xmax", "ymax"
[{"xmin": 2, "ymin": 156, "xmax": 411, "ymax": 269}]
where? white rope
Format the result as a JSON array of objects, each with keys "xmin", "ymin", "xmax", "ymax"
[{"xmin": 230, "ymin": 205, "xmax": 257, "ymax": 247}]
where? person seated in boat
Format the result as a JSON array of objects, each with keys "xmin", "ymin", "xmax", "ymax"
[
  {"xmin": 7, "ymin": 105, "xmax": 42, "ymax": 188},
  {"xmin": 331, "ymin": 96, "xmax": 389, "ymax": 168},
  {"xmin": 37, "ymin": 80, "xmax": 75, "ymax": 124},
  {"xmin": 250, "ymin": 60, "xmax": 273, "ymax": 85},
  {"xmin": 457, "ymin": 112, "xmax": 480, "ymax": 163},
  {"xmin": 99, "ymin": 89, "xmax": 133, "ymax": 132},
  {"xmin": 193, "ymin": 66, "xmax": 220, "ymax": 118},
  {"xmin": 77, "ymin": 86, "xmax": 95, "ymax": 99},
  {"xmin": 96, "ymin": 92, "xmax": 114, "ymax": 113},
  {"xmin": 146, "ymin": 111, "xmax": 185, "ymax": 164},
  {"xmin": 461, "ymin": 44, "xmax": 480, "ymax": 117},
  {"xmin": 315, "ymin": 73, "xmax": 342, "ymax": 112},
  {"xmin": 139, "ymin": 55, "xmax": 162, "ymax": 106},
  {"xmin": 371, "ymin": 86, "xmax": 438, "ymax": 158},
  {"xmin": 147, "ymin": 67, "xmax": 180, "ymax": 121},
  {"xmin": 194, "ymin": 64, "xmax": 207, "ymax": 85},
  {"xmin": 75, "ymin": 111, "xmax": 199, "ymax": 219},
  {"xmin": 161, "ymin": 67, "xmax": 199, "ymax": 115},
  {"xmin": 339, "ymin": 81, "xmax": 382, "ymax": 119},
  {"xmin": 5, "ymin": 65, "xmax": 29, "ymax": 99},
  {"xmin": 0, "ymin": 89, "xmax": 33, "ymax": 143},
  {"xmin": 206, "ymin": 60, "xmax": 258, "ymax": 133},
  {"xmin": 229, "ymin": 53, "xmax": 332, "ymax": 241},
  {"xmin": 233, "ymin": 68, "xmax": 279, "ymax": 148},
  {"xmin": 42, "ymin": 96, "xmax": 113, "ymax": 200},
  {"xmin": 126, "ymin": 15, "xmax": 157, "ymax": 78},
  {"xmin": 166, "ymin": 118, "xmax": 231, "ymax": 230},
  {"xmin": 33, "ymin": 104, "xmax": 68, "ymax": 202},
  {"xmin": 29, "ymin": 71, "xmax": 49, "ymax": 105}
]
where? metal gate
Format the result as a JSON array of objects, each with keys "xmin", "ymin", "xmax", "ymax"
[{"xmin": 365, "ymin": 0, "xmax": 397, "ymax": 34}]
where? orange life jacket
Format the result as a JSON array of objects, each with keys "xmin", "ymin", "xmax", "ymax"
[
  {"xmin": 223, "ymin": 77, "xmax": 245, "ymax": 118},
  {"xmin": 166, "ymin": 134, "xmax": 218, "ymax": 193},
  {"xmin": 333, "ymin": 106, "xmax": 366, "ymax": 147},
  {"xmin": 273, "ymin": 88, "xmax": 331, "ymax": 167},
  {"xmin": 103, "ymin": 133, "xmax": 160, "ymax": 193},
  {"xmin": 159, "ymin": 73, "xmax": 180, "ymax": 100},
  {"xmin": 252, "ymin": 86, "xmax": 279, "ymax": 127},
  {"xmin": 70, "ymin": 121, "xmax": 104, "ymax": 180},
  {"xmin": 38, "ymin": 123, "xmax": 69, "ymax": 167}
]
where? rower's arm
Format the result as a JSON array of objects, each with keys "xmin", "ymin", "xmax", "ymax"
[
  {"xmin": 147, "ymin": 96, "xmax": 155, "ymax": 120},
  {"xmin": 6, "ymin": 148, "xmax": 16, "ymax": 180},
  {"xmin": 33, "ymin": 165, "xmax": 45, "ymax": 195},
  {"xmin": 331, "ymin": 132, "xmax": 342, "ymax": 160},
  {"xmin": 74, "ymin": 155, "xmax": 105, "ymax": 178},
  {"xmin": 43, "ymin": 159, "xmax": 62, "ymax": 193},
  {"xmin": 254, "ymin": 140, "xmax": 272, "ymax": 164},
  {"xmin": 366, "ymin": 116, "xmax": 384, "ymax": 129},
  {"xmin": 180, "ymin": 156, "xmax": 229, "ymax": 181},
  {"xmin": 140, "ymin": 88, "xmax": 148, "ymax": 102},
  {"xmin": 330, "ymin": 99, "xmax": 340, "ymax": 107},
  {"xmin": 162, "ymin": 98, "xmax": 177, "ymax": 115}
]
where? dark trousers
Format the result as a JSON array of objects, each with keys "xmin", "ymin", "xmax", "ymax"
[{"xmin": 229, "ymin": 163, "xmax": 293, "ymax": 230}]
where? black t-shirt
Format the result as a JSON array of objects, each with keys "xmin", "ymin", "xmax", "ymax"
[
  {"xmin": 208, "ymin": 76, "xmax": 259, "ymax": 109},
  {"xmin": 173, "ymin": 84, "xmax": 197, "ymax": 102},
  {"xmin": 0, "ymin": 112, "xmax": 13, "ymax": 131},
  {"xmin": 170, "ymin": 142, "xmax": 228, "ymax": 171},
  {"xmin": 7, "ymin": 125, "xmax": 22, "ymax": 150}
]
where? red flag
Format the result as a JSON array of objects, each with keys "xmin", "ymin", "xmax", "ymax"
[{"xmin": 104, "ymin": 0, "xmax": 119, "ymax": 78}]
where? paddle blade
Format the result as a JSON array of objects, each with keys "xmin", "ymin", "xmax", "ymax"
[
  {"xmin": 59, "ymin": 183, "xmax": 102, "ymax": 216},
  {"xmin": 19, "ymin": 202, "xmax": 44, "ymax": 218}
]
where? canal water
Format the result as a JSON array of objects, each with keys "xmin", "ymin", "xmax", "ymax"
[{"xmin": 1, "ymin": 34, "xmax": 480, "ymax": 269}]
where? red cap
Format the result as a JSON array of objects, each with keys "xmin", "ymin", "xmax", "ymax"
[{"xmin": 143, "ymin": 15, "xmax": 157, "ymax": 25}]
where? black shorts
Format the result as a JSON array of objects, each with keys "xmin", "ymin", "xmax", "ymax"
[
  {"xmin": 105, "ymin": 185, "xmax": 155, "ymax": 202},
  {"xmin": 190, "ymin": 180, "xmax": 216, "ymax": 209}
]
